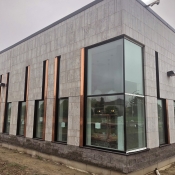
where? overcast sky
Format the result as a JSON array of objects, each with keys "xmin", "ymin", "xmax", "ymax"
[{"xmin": 0, "ymin": 0, "xmax": 174, "ymax": 51}]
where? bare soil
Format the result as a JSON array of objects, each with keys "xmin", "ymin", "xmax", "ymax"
[
  {"xmin": 0, "ymin": 146, "xmax": 90, "ymax": 175},
  {"xmin": 148, "ymin": 163, "xmax": 175, "ymax": 175}
]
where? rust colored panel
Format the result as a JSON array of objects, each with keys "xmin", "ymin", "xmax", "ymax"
[
  {"xmin": 80, "ymin": 48, "xmax": 85, "ymax": 147},
  {"xmin": 43, "ymin": 60, "xmax": 49, "ymax": 140},
  {"xmin": 24, "ymin": 66, "xmax": 30, "ymax": 137},
  {"xmin": 52, "ymin": 57, "xmax": 59, "ymax": 141}
]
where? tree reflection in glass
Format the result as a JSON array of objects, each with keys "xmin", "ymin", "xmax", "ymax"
[{"xmin": 86, "ymin": 95, "xmax": 124, "ymax": 151}]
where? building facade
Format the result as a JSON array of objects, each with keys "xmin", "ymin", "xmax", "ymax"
[{"xmin": 0, "ymin": 0, "xmax": 175, "ymax": 174}]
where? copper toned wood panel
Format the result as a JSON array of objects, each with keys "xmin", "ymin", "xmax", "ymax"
[
  {"xmin": 80, "ymin": 48, "xmax": 85, "ymax": 147},
  {"xmin": 52, "ymin": 57, "xmax": 59, "ymax": 141},
  {"xmin": 43, "ymin": 60, "xmax": 49, "ymax": 140},
  {"xmin": 24, "ymin": 66, "xmax": 30, "ymax": 137}
]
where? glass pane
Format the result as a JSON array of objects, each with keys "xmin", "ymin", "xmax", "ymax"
[
  {"xmin": 86, "ymin": 95, "xmax": 124, "ymax": 151},
  {"xmin": 56, "ymin": 99, "xmax": 68, "ymax": 142},
  {"xmin": 157, "ymin": 100, "xmax": 166, "ymax": 145},
  {"xmin": 35, "ymin": 101, "xmax": 44, "ymax": 138},
  {"xmin": 125, "ymin": 39, "xmax": 143, "ymax": 95},
  {"xmin": 5, "ymin": 103, "xmax": 12, "ymax": 133},
  {"xmin": 87, "ymin": 39, "xmax": 123, "ymax": 95},
  {"xmin": 125, "ymin": 95, "xmax": 146, "ymax": 151},
  {"xmin": 18, "ymin": 102, "xmax": 26, "ymax": 135}
]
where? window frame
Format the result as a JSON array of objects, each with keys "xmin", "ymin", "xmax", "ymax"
[
  {"xmin": 83, "ymin": 35, "xmax": 147, "ymax": 153},
  {"xmin": 3, "ymin": 102, "xmax": 12, "ymax": 134},
  {"xmin": 17, "ymin": 101, "xmax": 26, "ymax": 136},
  {"xmin": 33, "ymin": 60, "xmax": 48, "ymax": 140},
  {"xmin": 16, "ymin": 66, "xmax": 29, "ymax": 136},
  {"xmin": 53, "ymin": 56, "xmax": 69, "ymax": 143},
  {"xmin": 157, "ymin": 98, "xmax": 169, "ymax": 146}
]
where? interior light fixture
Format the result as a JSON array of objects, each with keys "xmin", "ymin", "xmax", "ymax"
[{"xmin": 167, "ymin": 71, "xmax": 175, "ymax": 77}]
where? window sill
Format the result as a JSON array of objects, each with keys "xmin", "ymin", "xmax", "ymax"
[
  {"xmin": 159, "ymin": 143, "xmax": 171, "ymax": 148},
  {"xmin": 52, "ymin": 141, "xmax": 67, "ymax": 145},
  {"xmin": 80, "ymin": 146, "xmax": 149, "ymax": 155},
  {"xmin": 16, "ymin": 135, "xmax": 25, "ymax": 138},
  {"xmin": 33, "ymin": 138, "xmax": 45, "ymax": 141}
]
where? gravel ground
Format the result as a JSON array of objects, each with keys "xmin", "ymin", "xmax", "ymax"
[
  {"xmin": 147, "ymin": 163, "xmax": 175, "ymax": 175},
  {"xmin": 0, "ymin": 146, "xmax": 91, "ymax": 175}
]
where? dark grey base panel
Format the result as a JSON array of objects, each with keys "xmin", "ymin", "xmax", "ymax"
[{"xmin": 0, "ymin": 134, "xmax": 174, "ymax": 174}]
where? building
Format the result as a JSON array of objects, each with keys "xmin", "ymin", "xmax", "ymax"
[{"xmin": 0, "ymin": 0, "xmax": 175, "ymax": 174}]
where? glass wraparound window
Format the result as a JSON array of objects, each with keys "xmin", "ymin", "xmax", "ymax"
[
  {"xmin": 85, "ymin": 37, "xmax": 146, "ymax": 153},
  {"xmin": 17, "ymin": 102, "xmax": 26, "ymax": 135},
  {"xmin": 4, "ymin": 102, "xmax": 12, "ymax": 134}
]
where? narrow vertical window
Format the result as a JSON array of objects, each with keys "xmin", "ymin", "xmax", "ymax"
[
  {"xmin": 33, "ymin": 60, "xmax": 48, "ymax": 139},
  {"xmin": 155, "ymin": 52, "xmax": 160, "ymax": 98},
  {"xmin": 56, "ymin": 98, "xmax": 68, "ymax": 142},
  {"xmin": 17, "ymin": 102, "xmax": 26, "ymax": 135},
  {"xmin": 124, "ymin": 39, "xmax": 146, "ymax": 152},
  {"xmin": 157, "ymin": 99, "xmax": 167, "ymax": 145},
  {"xmin": 17, "ymin": 66, "xmax": 29, "ymax": 136},
  {"xmin": 156, "ymin": 52, "xmax": 169, "ymax": 145},
  {"xmin": 4, "ymin": 102, "xmax": 12, "ymax": 133},
  {"xmin": 53, "ymin": 57, "xmax": 69, "ymax": 143},
  {"xmin": 3, "ymin": 73, "xmax": 11, "ymax": 134}
]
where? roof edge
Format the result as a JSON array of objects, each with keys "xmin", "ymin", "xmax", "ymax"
[
  {"xmin": 136, "ymin": 0, "xmax": 175, "ymax": 33},
  {"xmin": 0, "ymin": 0, "xmax": 103, "ymax": 54}
]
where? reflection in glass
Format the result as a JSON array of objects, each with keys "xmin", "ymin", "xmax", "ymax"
[
  {"xmin": 56, "ymin": 99, "xmax": 68, "ymax": 142},
  {"xmin": 4, "ymin": 103, "xmax": 12, "ymax": 133},
  {"xmin": 17, "ymin": 102, "xmax": 26, "ymax": 135},
  {"xmin": 35, "ymin": 100, "xmax": 44, "ymax": 138},
  {"xmin": 125, "ymin": 95, "xmax": 146, "ymax": 151},
  {"xmin": 125, "ymin": 39, "xmax": 143, "ymax": 95},
  {"xmin": 87, "ymin": 39, "xmax": 123, "ymax": 95},
  {"xmin": 86, "ymin": 95, "xmax": 124, "ymax": 151},
  {"xmin": 157, "ymin": 100, "xmax": 166, "ymax": 145}
]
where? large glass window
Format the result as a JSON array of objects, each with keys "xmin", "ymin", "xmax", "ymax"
[
  {"xmin": 34, "ymin": 100, "xmax": 44, "ymax": 138},
  {"xmin": 17, "ymin": 102, "xmax": 26, "ymax": 135},
  {"xmin": 4, "ymin": 102, "xmax": 12, "ymax": 134},
  {"xmin": 157, "ymin": 99, "xmax": 167, "ymax": 145},
  {"xmin": 86, "ymin": 95, "xmax": 124, "ymax": 151},
  {"xmin": 85, "ymin": 37, "xmax": 146, "ymax": 152},
  {"xmin": 56, "ymin": 98, "xmax": 68, "ymax": 142},
  {"xmin": 125, "ymin": 40, "xmax": 143, "ymax": 95},
  {"xmin": 125, "ymin": 95, "xmax": 146, "ymax": 151},
  {"xmin": 87, "ymin": 39, "xmax": 123, "ymax": 96}
]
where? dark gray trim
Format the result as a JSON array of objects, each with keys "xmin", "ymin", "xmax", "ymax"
[
  {"xmin": 136, "ymin": 0, "xmax": 175, "ymax": 33},
  {"xmin": 0, "ymin": 0, "xmax": 103, "ymax": 54}
]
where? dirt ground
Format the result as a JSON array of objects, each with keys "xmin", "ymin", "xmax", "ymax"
[
  {"xmin": 148, "ymin": 163, "xmax": 175, "ymax": 175},
  {"xmin": 0, "ymin": 146, "xmax": 91, "ymax": 175}
]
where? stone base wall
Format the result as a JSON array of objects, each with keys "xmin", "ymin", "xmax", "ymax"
[{"xmin": 0, "ymin": 134, "xmax": 175, "ymax": 174}]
